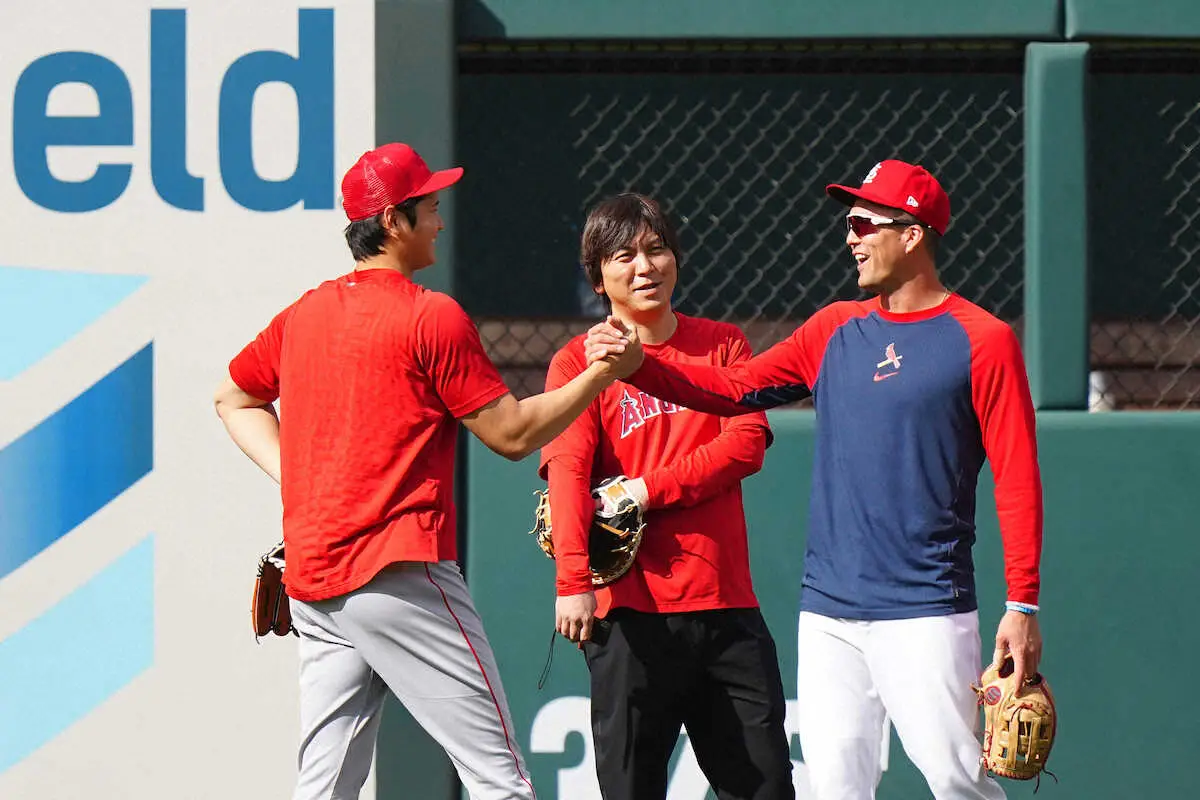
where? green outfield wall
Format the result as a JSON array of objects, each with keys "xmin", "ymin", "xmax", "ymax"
[
  {"xmin": 374, "ymin": 1, "xmax": 1200, "ymax": 796},
  {"xmin": 1066, "ymin": 0, "xmax": 1200, "ymax": 39},
  {"xmin": 460, "ymin": 412, "xmax": 1200, "ymax": 799},
  {"xmin": 460, "ymin": 0, "xmax": 1200, "ymax": 42},
  {"xmin": 458, "ymin": 0, "xmax": 1063, "ymax": 40}
]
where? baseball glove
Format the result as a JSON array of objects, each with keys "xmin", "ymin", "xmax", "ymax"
[
  {"xmin": 975, "ymin": 651, "xmax": 1056, "ymax": 781},
  {"xmin": 252, "ymin": 541, "xmax": 296, "ymax": 639},
  {"xmin": 529, "ymin": 475, "xmax": 647, "ymax": 586}
]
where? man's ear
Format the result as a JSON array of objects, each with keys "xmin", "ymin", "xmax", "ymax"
[
  {"xmin": 379, "ymin": 206, "xmax": 395, "ymax": 236},
  {"xmin": 904, "ymin": 224, "xmax": 925, "ymax": 254},
  {"xmin": 381, "ymin": 206, "xmax": 410, "ymax": 238}
]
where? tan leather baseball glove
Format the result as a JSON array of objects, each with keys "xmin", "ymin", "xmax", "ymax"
[{"xmin": 975, "ymin": 650, "xmax": 1056, "ymax": 782}]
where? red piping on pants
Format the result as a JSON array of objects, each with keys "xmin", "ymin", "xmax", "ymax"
[{"xmin": 425, "ymin": 563, "xmax": 536, "ymax": 798}]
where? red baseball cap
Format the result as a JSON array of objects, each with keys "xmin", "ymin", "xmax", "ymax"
[
  {"xmin": 340, "ymin": 143, "xmax": 464, "ymax": 222},
  {"xmin": 826, "ymin": 160, "xmax": 951, "ymax": 235}
]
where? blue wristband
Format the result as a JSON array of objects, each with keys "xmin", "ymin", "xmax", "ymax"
[{"xmin": 1005, "ymin": 601, "xmax": 1039, "ymax": 615}]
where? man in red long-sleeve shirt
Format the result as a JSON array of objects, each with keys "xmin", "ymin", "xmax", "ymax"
[{"xmin": 539, "ymin": 194, "xmax": 795, "ymax": 799}]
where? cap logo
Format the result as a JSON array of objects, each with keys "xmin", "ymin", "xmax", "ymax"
[
  {"xmin": 906, "ymin": 195, "xmax": 920, "ymax": 208},
  {"xmin": 863, "ymin": 163, "xmax": 882, "ymax": 184}
]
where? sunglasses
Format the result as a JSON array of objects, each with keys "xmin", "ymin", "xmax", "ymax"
[{"xmin": 845, "ymin": 214, "xmax": 925, "ymax": 237}]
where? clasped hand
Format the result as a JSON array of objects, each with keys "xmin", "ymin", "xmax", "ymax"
[{"xmin": 585, "ymin": 316, "xmax": 643, "ymax": 379}]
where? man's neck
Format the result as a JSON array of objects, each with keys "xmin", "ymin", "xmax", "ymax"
[
  {"xmin": 878, "ymin": 271, "xmax": 949, "ymax": 314},
  {"xmin": 354, "ymin": 251, "xmax": 415, "ymax": 279},
  {"xmin": 613, "ymin": 308, "xmax": 678, "ymax": 346}
]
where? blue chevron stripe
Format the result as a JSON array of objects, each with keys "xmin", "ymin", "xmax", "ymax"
[
  {"xmin": 0, "ymin": 266, "xmax": 147, "ymax": 381},
  {"xmin": 0, "ymin": 344, "xmax": 153, "ymax": 580},
  {"xmin": 0, "ymin": 536, "xmax": 155, "ymax": 773}
]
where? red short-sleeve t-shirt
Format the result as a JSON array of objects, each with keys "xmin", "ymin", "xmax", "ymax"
[{"xmin": 229, "ymin": 268, "xmax": 508, "ymax": 601}]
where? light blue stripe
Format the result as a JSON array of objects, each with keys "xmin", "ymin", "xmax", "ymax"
[
  {"xmin": 0, "ymin": 536, "xmax": 155, "ymax": 774},
  {"xmin": 0, "ymin": 344, "xmax": 153, "ymax": 580},
  {"xmin": 0, "ymin": 266, "xmax": 147, "ymax": 380}
]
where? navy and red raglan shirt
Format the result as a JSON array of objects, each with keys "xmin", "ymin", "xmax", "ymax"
[
  {"xmin": 625, "ymin": 294, "xmax": 1042, "ymax": 621},
  {"xmin": 539, "ymin": 314, "xmax": 772, "ymax": 618}
]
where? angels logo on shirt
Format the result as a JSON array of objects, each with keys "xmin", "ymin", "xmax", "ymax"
[{"xmin": 619, "ymin": 389, "xmax": 682, "ymax": 438}]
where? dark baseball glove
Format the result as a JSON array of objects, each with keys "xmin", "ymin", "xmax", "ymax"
[
  {"xmin": 252, "ymin": 541, "xmax": 296, "ymax": 639},
  {"xmin": 975, "ymin": 651, "xmax": 1057, "ymax": 781},
  {"xmin": 530, "ymin": 475, "xmax": 647, "ymax": 586}
]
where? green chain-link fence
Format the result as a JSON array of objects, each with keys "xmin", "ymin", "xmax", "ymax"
[
  {"xmin": 458, "ymin": 44, "xmax": 1025, "ymax": 399},
  {"xmin": 1088, "ymin": 48, "xmax": 1200, "ymax": 409}
]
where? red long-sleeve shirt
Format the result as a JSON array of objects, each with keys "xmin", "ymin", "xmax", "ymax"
[{"xmin": 539, "ymin": 314, "xmax": 771, "ymax": 616}]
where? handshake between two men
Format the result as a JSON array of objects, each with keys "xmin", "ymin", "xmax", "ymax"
[{"xmin": 586, "ymin": 317, "xmax": 644, "ymax": 377}]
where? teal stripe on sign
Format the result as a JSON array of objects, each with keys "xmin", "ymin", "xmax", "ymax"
[
  {"xmin": 0, "ymin": 266, "xmax": 146, "ymax": 380},
  {"xmin": 0, "ymin": 536, "xmax": 155, "ymax": 774}
]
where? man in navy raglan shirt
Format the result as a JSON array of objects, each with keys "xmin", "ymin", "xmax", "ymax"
[{"xmin": 582, "ymin": 160, "xmax": 1043, "ymax": 800}]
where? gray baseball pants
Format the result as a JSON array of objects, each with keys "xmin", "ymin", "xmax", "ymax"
[{"xmin": 290, "ymin": 561, "xmax": 536, "ymax": 800}]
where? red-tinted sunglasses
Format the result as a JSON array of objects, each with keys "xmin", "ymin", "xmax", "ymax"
[{"xmin": 845, "ymin": 214, "xmax": 924, "ymax": 237}]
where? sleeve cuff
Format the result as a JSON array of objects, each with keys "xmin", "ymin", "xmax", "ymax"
[
  {"xmin": 227, "ymin": 361, "xmax": 276, "ymax": 404},
  {"xmin": 641, "ymin": 469, "xmax": 681, "ymax": 509},
  {"xmin": 1006, "ymin": 585, "xmax": 1040, "ymax": 606},
  {"xmin": 1005, "ymin": 600, "xmax": 1039, "ymax": 615},
  {"xmin": 556, "ymin": 576, "xmax": 593, "ymax": 596}
]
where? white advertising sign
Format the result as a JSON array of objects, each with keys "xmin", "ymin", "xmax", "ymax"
[{"xmin": 0, "ymin": 2, "xmax": 375, "ymax": 797}]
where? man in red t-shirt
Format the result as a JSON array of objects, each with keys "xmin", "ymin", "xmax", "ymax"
[
  {"xmin": 540, "ymin": 194, "xmax": 794, "ymax": 799},
  {"xmin": 213, "ymin": 143, "xmax": 639, "ymax": 800}
]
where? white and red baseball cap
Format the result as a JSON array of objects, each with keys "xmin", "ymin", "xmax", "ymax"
[
  {"xmin": 340, "ymin": 143, "xmax": 463, "ymax": 222},
  {"xmin": 826, "ymin": 160, "xmax": 951, "ymax": 235}
]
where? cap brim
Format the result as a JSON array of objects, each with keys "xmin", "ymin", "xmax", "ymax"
[
  {"xmin": 415, "ymin": 166, "xmax": 464, "ymax": 197},
  {"xmin": 825, "ymin": 183, "xmax": 903, "ymax": 213}
]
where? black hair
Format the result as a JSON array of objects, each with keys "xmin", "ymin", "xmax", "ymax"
[
  {"xmin": 580, "ymin": 193, "xmax": 683, "ymax": 289},
  {"xmin": 343, "ymin": 194, "xmax": 426, "ymax": 261}
]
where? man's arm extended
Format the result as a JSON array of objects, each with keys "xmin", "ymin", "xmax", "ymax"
[{"xmin": 585, "ymin": 317, "xmax": 819, "ymax": 416}]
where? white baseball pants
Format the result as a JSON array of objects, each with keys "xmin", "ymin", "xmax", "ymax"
[
  {"xmin": 290, "ymin": 561, "xmax": 535, "ymax": 800},
  {"xmin": 795, "ymin": 610, "xmax": 1005, "ymax": 800}
]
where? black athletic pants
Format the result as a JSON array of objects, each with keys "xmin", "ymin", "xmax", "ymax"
[{"xmin": 582, "ymin": 607, "xmax": 795, "ymax": 800}]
